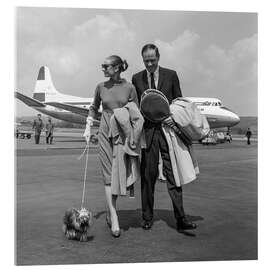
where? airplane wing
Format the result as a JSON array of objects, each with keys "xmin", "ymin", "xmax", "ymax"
[
  {"xmin": 45, "ymin": 102, "xmax": 89, "ymax": 116},
  {"xmin": 15, "ymin": 91, "xmax": 46, "ymax": 107}
]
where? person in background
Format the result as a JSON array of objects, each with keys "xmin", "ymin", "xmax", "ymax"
[
  {"xmin": 246, "ymin": 128, "xmax": 252, "ymax": 145},
  {"xmin": 132, "ymin": 44, "xmax": 197, "ymax": 232},
  {"xmin": 45, "ymin": 117, "xmax": 55, "ymax": 144},
  {"xmin": 32, "ymin": 114, "xmax": 44, "ymax": 144},
  {"xmin": 226, "ymin": 130, "xmax": 232, "ymax": 143}
]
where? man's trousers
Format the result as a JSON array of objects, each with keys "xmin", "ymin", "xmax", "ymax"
[
  {"xmin": 34, "ymin": 133, "xmax": 41, "ymax": 144},
  {"xmin": 141, "ymin": 127, "xmax": 185, "ymax": 222}
]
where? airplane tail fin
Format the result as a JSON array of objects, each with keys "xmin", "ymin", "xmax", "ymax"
[{"xmin": 33, "ymin": 66, "xmax": 60, "ymax": 102}]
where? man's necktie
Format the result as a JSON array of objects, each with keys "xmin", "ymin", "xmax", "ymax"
[{"xmin": 150, "ymin": 72, "xmax": 156, "ymax": 89}]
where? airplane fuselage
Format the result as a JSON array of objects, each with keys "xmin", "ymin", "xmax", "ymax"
[
  {"xmin": 16, "ymin": 66, "xmax": 240, "ymax": 128},
  {"xmin": 30, "ymin": 99, "xmax": 240, "ymax": 128}
]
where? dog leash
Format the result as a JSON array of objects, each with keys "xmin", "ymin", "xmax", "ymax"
[
  {"xmin": 77, "ymin": 143, "xmax": 89, "ymax": 161},
  {"xmin": 77, "ymin": 142, "xmax": 90, "ymax": 209}
]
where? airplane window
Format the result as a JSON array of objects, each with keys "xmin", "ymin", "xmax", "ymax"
[{"xmin": 202, "ymin": 101, "xmax": 211, "ymax": 106}]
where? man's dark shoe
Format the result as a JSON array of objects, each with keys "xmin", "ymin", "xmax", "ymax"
[
  {"xmin": 177, "ymin": 217, "xmax": 197, "ymax": 231},
  {"xmin": 141, "ymin": 220, "xmax": 153, "ymax": 230}
]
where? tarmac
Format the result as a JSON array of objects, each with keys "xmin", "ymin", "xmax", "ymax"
[{"xmin": 15, "ymin": 132, "xmax": 257, "ymax": 265}]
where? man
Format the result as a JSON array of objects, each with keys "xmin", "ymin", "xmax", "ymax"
[
  {"xmin": 45, "ymin": 117, "xmax": 54, "ymax": 144},
  {"xmin": 246, "ymin": 128, "xmax": 252, "ymax": 145},
  {"xmin": 32, "ymin": 114, "xmax": 44, "ymax": 144},
  {"xmin": 132, "ymin": 44, "xmax": 197, "ymax": 232}
]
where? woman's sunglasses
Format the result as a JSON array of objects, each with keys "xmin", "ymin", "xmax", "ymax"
[{"xmin": 101, "ymin": 64, "xmax": 116, "ymax": 70}]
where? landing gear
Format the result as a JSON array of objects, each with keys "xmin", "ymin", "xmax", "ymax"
[{"xmin": 226, "ymin": 127, "xmax": 232, "ymax": 143}]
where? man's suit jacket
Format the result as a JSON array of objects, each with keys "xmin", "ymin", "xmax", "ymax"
[{"xmin": 132, "ymin": 66, "xmax": 182, "ymax": 148}]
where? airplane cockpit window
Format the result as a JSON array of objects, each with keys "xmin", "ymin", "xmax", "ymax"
[{"xmin": 221, "ymin": 106, "xmax": 231, "ymax": 112}]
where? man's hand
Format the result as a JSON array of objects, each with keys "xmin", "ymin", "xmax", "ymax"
[{"xmin": 163, "ymin": 116, "xmax": 175, "ymax": 128}]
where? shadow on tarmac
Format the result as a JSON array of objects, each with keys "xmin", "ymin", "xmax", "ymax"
[
  {"xmin": 94, "ymin": 209, "xmax": 203, "ymax": 237},
  {"xmin": 57, "ymin": 139, "xmax": 86, "ymax": 142}
]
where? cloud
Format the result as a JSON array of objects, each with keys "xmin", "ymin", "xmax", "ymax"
[
  {"xmin": 156, "ymin": 32, "xmax": 256, "ymax": 91},
  {"xmin": 16, "ymin": 8, "xmax": 257, "ymax": 116},
  {"xmin": 17, "ymin": 12, "xmax": 138, "ymax": 98},
  {"xmin": 67, "ymin": 13, "xmax": 138, "ymax": 84},
  {"xmin": 34, "ymin": 47, "xmax": 80, "ymax": 75},
  {"xmin": 70, "ymin": 13, "xmax": 136, "ymax": 60},
  {"xmin": 155, "ymin": 30, "xmax": 204, "ymax": 86},
  {"xmin": 198, "ymin": 33, "xmax": 258, "ymax": 107},
  {"xmin": 153, "ymin": 32, "xmax": 257, "ymax": 115},
  {"xmin": 156, "ymin": 30, "xmax": 200, "ymax": 68},
  {"xmin": 203, "ymin": 34, "xmax": 257, "ymax": 82},
  {"xmin": 72, "ymin": 14, "xmax": 135, "ymax": 42},
  {"xmin": 229, "ymin": 34, "xmax": 257, "ymax": 82}
]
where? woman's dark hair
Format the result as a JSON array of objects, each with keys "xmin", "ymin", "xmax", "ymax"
[
  {"xmin": 141, "ymin": 44, "xmax": 160, "ymax": 58},
  {"xmin": 108, "ymin": 55, "xmax": 128, "ymax": 72}
]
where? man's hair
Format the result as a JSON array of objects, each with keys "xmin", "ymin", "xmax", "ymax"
[
  {"xmin": 141, "ymin": 44, "xmax": 160, "ymax": 58},
  {"xmin": 37, "ymin": 114, "xmax": 41, "ymax": 117}
]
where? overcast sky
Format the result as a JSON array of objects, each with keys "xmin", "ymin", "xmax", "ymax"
[{"xmin": 15, "ymin": 7, "xmax": 257, "ymax": 116}]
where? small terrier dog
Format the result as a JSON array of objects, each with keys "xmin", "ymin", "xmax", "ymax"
[{"xmin": 62, "ymin": 208, "xmax": 92, "ymax": 242}]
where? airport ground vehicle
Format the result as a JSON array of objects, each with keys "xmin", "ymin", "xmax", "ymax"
[
  {"xmin": 215, "ymin": 132, "xmax": 226, "ymax": 143},
  {"xmin": 201, "ymin": 136, "xmax": 217, "ymax": 145},
  {"xmin": 15, "ymin": 129, "xmax": 32, "ymax": 139},
  {"xmin": 200, "ymin": 131, "xmax": 226, "ymax": 145}
]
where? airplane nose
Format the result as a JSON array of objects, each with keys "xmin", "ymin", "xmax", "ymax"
[
  {"xmin": 220, "ymin": 106, "xmax": 240, "ymax": 127},
  {"xmin": 230, "ymin": 113, "xmax": 240, "ymax": 126}
]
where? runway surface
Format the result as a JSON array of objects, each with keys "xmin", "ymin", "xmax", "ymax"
[{"xmin": 15, "ymin": 135, "xmax": 257, "ymax": 265}]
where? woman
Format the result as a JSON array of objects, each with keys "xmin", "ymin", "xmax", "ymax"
[{"xmin": 84, "ymin": 55, "xmax": 139, "ymax": 237}]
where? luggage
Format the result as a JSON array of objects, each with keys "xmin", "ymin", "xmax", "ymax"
[{"xmin": 170, "ymin": 98, "xmax": 210, "ymax": 141}]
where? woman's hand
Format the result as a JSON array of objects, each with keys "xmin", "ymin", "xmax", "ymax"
[
  {"xmin": 83, "ymin": 126, "xmax": 91, "ymax": 143},
  {"xmin": 83, "ymin": 116, "xmax": 94, "ymax": 143},
  {"xmin": 86, "ymin": 116, "xmax": 94, "ymax": 126}
]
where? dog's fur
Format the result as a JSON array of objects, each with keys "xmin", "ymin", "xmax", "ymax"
[{"xmin": 62, "ymin": 208, "xmax": 92, "ymax": 242}]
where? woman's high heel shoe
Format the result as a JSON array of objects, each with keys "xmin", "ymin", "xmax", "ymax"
[
  {"xmin": 111, "ymin": 229, "xmax": 121, "ymax": 238},
  {"xmin": 106, "ymin": 214, "xmax": 121, "ymax": 238}
]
